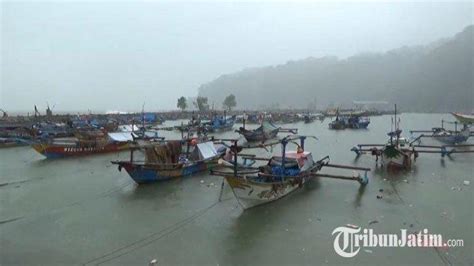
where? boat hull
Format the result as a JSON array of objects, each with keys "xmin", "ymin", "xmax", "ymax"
[
  {"xmin": 224, "ymin": 175, "xmax": 308, "ymax": 209},
  {"xmin": 242, "ymin": 128, "xmax": 279, "ymax": 142},
  {"xmin": 381, "ymin": 146, "xmax": 413, "ymax": 170},
  {"xmin": 31, "ymin": 142, "xmax": 130, "ymax": 159},
  {"xmin": 451, "ymin": 112, "xmax": 474, "ymax": 124},
  {"xmin": 328, "ymin": 121, "xmax": 345, "ymax": 130},
  {"xmin": 117, "ymin": 159, "xmax": 220, "ymax": 184},
  {"xmin": 347, "ymin": 121, "xmax": 370, "ymax": 129},
  {"xmin": 206, "ymin": 124, "xmax": 234, "ymax": 133},
  {"xmin": 433, "ymin": 129, "xmax": 470, "ymax": 144}
]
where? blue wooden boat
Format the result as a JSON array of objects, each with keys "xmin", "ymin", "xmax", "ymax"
[
  {"xmin": 112, "ymin": 140, "xmax": 224, "ymax": 184},
  {"xmin": 410, "ymin": 120, "xmax": 472, "ymax": 145},
  {"xmin": 351, "ymin": 105, "xmax": 474, "ymax": 170},
  {"xmin": 204, "ymin": 115, "xmax": 236, "ymax": 132},
  {"xmin": 329, "ymin": 114, "xmax": 370, "ymax": 130}
]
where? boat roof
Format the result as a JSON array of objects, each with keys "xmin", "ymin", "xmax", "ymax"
[
  {"xmin": 284, "ymin": 151, "xmax": 312, "ymax": 158},
  {"xmin": 108, "ymin": 132, "xmax": 133, "ymax": 142},
  {"xmin": 196, "ymin": 141, "xmax": 218, "ymax": 160}
]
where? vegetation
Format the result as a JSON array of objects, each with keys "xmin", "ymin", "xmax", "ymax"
[
  {"xmin": 194, "ymin": 96, "xmax": 209, "ymax": 111},
  {"xmin": 198, "ymin": 26, "xmax": 473, "ymax": 112},
  {"xmin": 177, "ymin": 96, "xmax": 187, "ymax": 111},
  {"xmin": 222, "ymin": 94, "xmax": 237, "ymax": 111}
]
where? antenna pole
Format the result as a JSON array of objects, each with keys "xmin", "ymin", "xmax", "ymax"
[
  {"xmin": 300, "ymin": 136, "xmax": 306, "ymax": 150},
  {"xmin": 394, "ymin": 104, "xmax": 397, "ymax": 130},
  {"xmin": 281, "ymin": 139, "xmax": 288, "ymax": 180},
  {"xmin": 233, "ymin": 140, "xmax": 238, "ymax": 176}
]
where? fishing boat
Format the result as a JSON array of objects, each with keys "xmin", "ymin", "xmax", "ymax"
[
  {"xmin": 0, "ymin": 123, "xmax": 36, "ymax": 147},
  {"xmin": 0, "ymin": 137, "xmax": 30, "ymax": 148},
  {"xmin": 328, "ymin": 112, "xmax": 370, "ymax": 130},
  {"xmin": 451, "ymin": 112, "xmax": 474, "ymax": 124},
  {"xmin": 31, "ymin": 130, "xmax": 130, "ymax": 159},
  {"xmin": 380, "ymin": 130, "xmax": 415, "ymax": 169},
  {"xmin": 328, "ymin": 117, "xmax": 345, "ymax": 130},
  {"xmin": 410, "ymin": 120, "xmax": 472, "ymax": 145},
  {"xmin": 111, "ymin": 139, "xmax": 224, "ymax": 184},
  {"xmin": 236, "ymin": 121, "xmax": 280, "ymax": 142},
  {"xmin": 212, "ymin": 136, "xmax": 370, "ymax": 209},
  {"xmin": 351, "ymin": 105, "xmax": 474, "ymax": 169},
  {"xmin": 303, "ymin": 114, "xmax": 315, "ymax": 123},
  {"xmin": 301, "ymin": 113, "xmax": 324, "ymax": 123},
  {"xmin": 204, "ymin": 114, "xmax": 236, "ymax": 132}
]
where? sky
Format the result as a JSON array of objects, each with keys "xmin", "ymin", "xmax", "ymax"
[{"xmin": 1, "ymin": 1, "xmax": 472, "ymax": 113}]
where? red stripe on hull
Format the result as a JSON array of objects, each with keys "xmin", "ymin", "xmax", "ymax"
[{"xmin": 33, "ymin": 143, "xmax": 130, "ymax": 158}]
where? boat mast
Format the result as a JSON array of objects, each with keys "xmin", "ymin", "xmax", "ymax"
[
  {"xmin": 394, "ymin": 104, "xmax": 399, "ymax": 145},
  {"xmin": 141, "ymin": 102, "xmax": 146, "ymax": 137}
]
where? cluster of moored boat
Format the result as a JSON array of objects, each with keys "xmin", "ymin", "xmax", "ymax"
[
  {"xmin": 351, "ymin": 108, "xmax": 474, "ymax": 169},
  {"xmin": 1, "ymin": 108, "xmax": 473, "ymax": 210}
]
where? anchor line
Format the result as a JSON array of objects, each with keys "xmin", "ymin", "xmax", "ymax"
[
  {"xmin": 84, "ymin": 201, "xmax": 221, "ymax": 265},
  {"xmin": 389, "ymin": 181, "xmax": 451, "ymax": 265}
]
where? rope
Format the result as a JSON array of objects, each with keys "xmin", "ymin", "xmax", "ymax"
[
  {"xmin": 389, "ymin": 181, "xmax": 451, "ymax": 265},
  {"xmin": 83, "ymin": 201, "xmax": 220, "ymax": 265}
]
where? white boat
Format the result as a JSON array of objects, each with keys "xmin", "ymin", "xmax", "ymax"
[
  {"xmin": 451, "ymin": 112, "xmax": 474, "ymax": 124},
  {"xmin": 214, "ymin": 136, "xmax": 370, "ymax": 209},
  {"xmin": 224, "ymin": 151, "xmax": 317, "ymax": 209}
]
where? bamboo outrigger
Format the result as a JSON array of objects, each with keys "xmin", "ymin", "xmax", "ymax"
[
  {"xmin": 212, "ymin": 135, "xmax": 370, "ymax": 209},
  {"xmin": 410, "ymin": 119, "xmax": 473, "ymax": 145},
  {"xmin": 236, "ymin": 120, "xmax": 298, "ymax": 142},
  {"xmin": 351, "ymin": 105, "xmax": 474, "ymax": 170}
]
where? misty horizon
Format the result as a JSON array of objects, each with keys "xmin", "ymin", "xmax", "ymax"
[{"xmin": 1, "ymin": 1, "xmax": 473, "ymax": 113}]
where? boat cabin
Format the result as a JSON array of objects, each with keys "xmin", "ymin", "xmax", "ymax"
[{"xmin": 258, "ymin": 150, "xmax": 315, "ymax": 181}]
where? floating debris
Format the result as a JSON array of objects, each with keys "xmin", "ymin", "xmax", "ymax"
[
  {"xmin": 0, "ymin": 216, "xmax": 24, "ymax": 225},
  {"xmin": 368, "ymin": 220, "xmax": 379, "ymax": 225}
]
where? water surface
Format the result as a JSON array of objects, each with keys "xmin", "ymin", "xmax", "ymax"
[{"xmin": 0, "ymin": 113, "xmax": 472, "ymax": 265}]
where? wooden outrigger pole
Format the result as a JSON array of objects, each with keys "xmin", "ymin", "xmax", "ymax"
[
  {"xmin": 409, "ymin": 119, "xmax": 473, "ymax": 144},
  {"xmin": 212, "ymin": 135, "xmax": 370, "ymax": 209},
  {"xmin": 351, "ymin": 105, "xmax": 474, "ymax": 169}
]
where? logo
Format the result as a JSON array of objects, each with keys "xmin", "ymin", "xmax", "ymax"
[
  {"xmin": 332, "ymin": 225, "xmax": 463, "ymax": 258},
  {"xmin": 332, "ymin": 226, "xmax": 362, "ymax": 257}
]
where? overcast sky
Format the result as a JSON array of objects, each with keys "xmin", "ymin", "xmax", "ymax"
[{"xmin": 1, "ymin": 1, "xmax": 472, "ymax": 113}]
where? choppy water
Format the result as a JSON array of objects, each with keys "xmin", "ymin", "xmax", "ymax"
[{"xmin": 0, "ymin": 113, "xmax": 472, "ymax": 265}]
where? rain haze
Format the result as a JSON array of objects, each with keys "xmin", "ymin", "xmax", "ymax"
[
  {"xmin": 1, "ymin": 2, "xmax": 474, "ymax": 265},
  {"xmin": 1, "ymin": 1, "xmax": 472, "ymax": 113}
]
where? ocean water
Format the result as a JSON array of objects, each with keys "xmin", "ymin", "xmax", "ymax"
[{"xmin": 0, "ymin": 113, "xmax": 472, "ymax": 265}]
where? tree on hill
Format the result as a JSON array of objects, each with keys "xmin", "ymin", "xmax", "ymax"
[
  {"xmin": 194, "ymin": 96, "xmax": 209, "ymax": 111},
  {"xmin": 223, "ymin": 94, "xmax": 237, "ymax": 111},
  {"xmin": 177, "ymin": 96, "xmax": 187, "ymax": 111}
]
